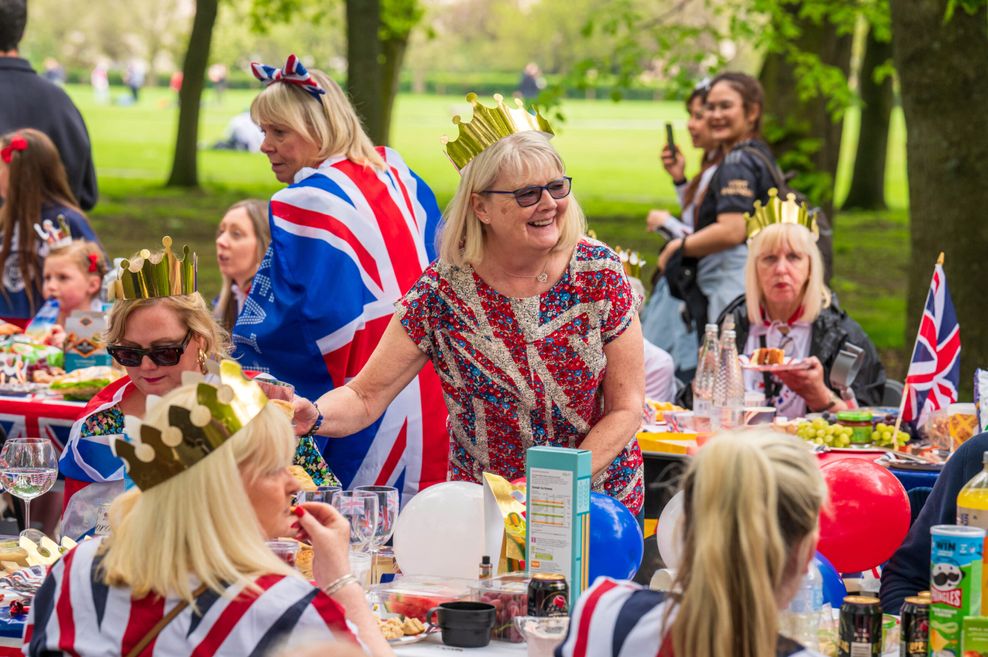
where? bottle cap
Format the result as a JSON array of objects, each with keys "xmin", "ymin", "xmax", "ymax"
[{"xmin": 481, "ymin": 555, "xmax": 491, "ymax": 565}]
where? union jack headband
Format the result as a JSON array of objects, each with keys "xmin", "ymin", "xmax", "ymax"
[{"xmin": 250, "ymin": 53, "xmax": 326, "ymax": 101}]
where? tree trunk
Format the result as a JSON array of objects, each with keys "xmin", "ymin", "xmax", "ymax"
[
  {"xmin": 758, "ymin": 12, "xmax": 853, "ymax": 223},
  {"xmin": 891, "ymin": 0, "xmax": 988, "ymax": 394},
  {"xmin": 379, "ymin": 35, "xmax": 408, "ymax": 147},
  {"xmin": 165, "ymin": 0, "xmax": 218, "ymax": 188},
  {"xmin": 843, "ymin": 28, "xmax": 894, "ymax": 210},
  {"xmin": 346, "ymin": 0, "xmax": 384, "ymax": 145}
]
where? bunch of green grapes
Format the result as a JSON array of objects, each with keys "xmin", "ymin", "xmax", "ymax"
[
  {"xmin": 872, "ymin": 422, "xmax": 910, "ymax": 447},
  {"xmin": 794, "ymin": 418, "xmax": 853, "ymax": 447}
]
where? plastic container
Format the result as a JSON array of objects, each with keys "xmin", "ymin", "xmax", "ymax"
[
  {"xmin": 957, "ymin": 452, "xmax": 988, "ymax": 613},
  {"xmin": 514, "ymin": 616, "xmax": 570, "ymax": 657},
  {"xmin": 836, "ymin": 411, "xmax": 873, "ymax": 446},
  {"xmin": 949, "ymin": 402, "xmax": 978, "ymax": 451},
  {"xmin": 781, "ymin": 563, "xmax": 823, "ymax": 647},
  {"xmin": 373, "ymin": 575, "xmax": 474, "ymax": 622},
  {"xmin": 469, "ymin": 574, "xmax": 529, "ymax": 642}
]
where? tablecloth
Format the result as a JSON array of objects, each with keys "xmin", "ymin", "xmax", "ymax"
[{"xmin": 0, "ymin": 394, "xmax": 86, "ymax": 451}]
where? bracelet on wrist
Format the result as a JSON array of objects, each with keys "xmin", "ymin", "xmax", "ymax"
[
  {"xmin": 322, "ymin": 573, "xmax": 358, "ymax": 596},
  {"xmin": 811, "ymin": 394, "xmax": 838, "ymax": 414},
  {"xmin": 673, "ymin": 178, "xmax": 688, "ymax": 186},
  {"xmin": 303, "ymin": 411, "xmax": 324, "ymax": 438}
]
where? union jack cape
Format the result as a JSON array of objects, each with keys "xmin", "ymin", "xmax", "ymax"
[
  {"xmin": 233, "ymin": 147, "xmax": 449, "ymax": 500},
  {"xmin": 902, "ymin": 260, "xmax": 961, "ymax": 425}
]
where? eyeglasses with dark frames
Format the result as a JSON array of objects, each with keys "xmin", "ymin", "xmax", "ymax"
[
  {"xmin": 107, "ymin": 330, "xmax": 195, "ymax": 368},
  {"xmin": 481, "ymin": 176, "xmax": 573, "ymax": 208}
]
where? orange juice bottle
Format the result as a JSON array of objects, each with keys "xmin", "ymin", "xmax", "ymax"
[{"xmin": 957, "ymin": 451, "xmax": 988, "ymax": 613}]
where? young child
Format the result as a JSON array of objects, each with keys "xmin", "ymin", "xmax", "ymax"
[
  {"xmin": 42, "ymin": 239, "xmax": 107, "ymax": 327},
  {"xmin": 0, "ymin": 129, "xmax": 101, "ymax": 324}
]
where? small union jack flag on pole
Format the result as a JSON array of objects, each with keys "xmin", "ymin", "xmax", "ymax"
[{"xmin": 901, "ymin": 253, "xmax": 961, "ymax": 426}]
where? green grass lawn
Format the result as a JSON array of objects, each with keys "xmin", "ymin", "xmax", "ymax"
[{"xmin": 66, "ymin": 84, "xmax": 910, "ymax": 376}]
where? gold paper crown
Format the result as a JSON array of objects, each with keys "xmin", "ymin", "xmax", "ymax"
[
  {"xmin": 112, "ymin": 360, "xmax": 269, "ymax": 491},
  {"xmin": 33, "ymin": 215, "xmax": 73, "ymax": 250},
  {"xmin": 442, "ymin": 93, "xmax": 554, "ymax": 171},
  {"xmin": 110, "ymin": 236, "xmax": 197, "ymax": 300},
  {"xmin": 745, "ymin": 188, "xmax": 820, "ymax": 241}
]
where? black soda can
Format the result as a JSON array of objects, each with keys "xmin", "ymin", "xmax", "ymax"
[
  {"xmin": 838, "ymin": 595, "xmax": 882, "ymax": 657},
  {"xmin": 899, "ymin": 596, "xmax": 929, "ymax": 657},
  {"xmin": 527, "ymin": 573, "xmax": 569, "ymax": 617}
]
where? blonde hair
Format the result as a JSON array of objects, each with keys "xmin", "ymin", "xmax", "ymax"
[
  {"xmin": 745, "ymin": 222, "xmax": 831, "ymax": 324},
  {"xmin": 106, "ymin": 293, "xmax": 230, "ymax": 360},
  {"xmin": 215, "ymin": 199, "xmax": 271, "ymax": 332},
  {"xmin": 250, "ymin": 69, "xmax": 386, "ymax": 172},
  {"xmin": 670, "ymin": 431, "xmax": 826, "ymax": 657},
  {"xmin": 438, "ymin": 131, "xmax": 585, "ymax": 268},
  {"xmin": 99, "ymin": 384, "xmax": 299, "ymax": 602},
  {"xmin": 46, "ymin": 239, "xmax": 108, "ymax": 280}
]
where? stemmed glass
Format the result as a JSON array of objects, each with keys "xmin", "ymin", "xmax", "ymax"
[
  {"xmin": 331, "ymin": 490, "xmax": 379, "ymax": 552},
  {"xmin": 355, "ymin": 485, "xmax": 399, "ymax": 585},
  {"xmin": 0, "ymin": 438, "xmax": 57, "ymax": 535},
  {"xmin": 297, "ymin": 485, "xmax": 342, "ymax": 505}
]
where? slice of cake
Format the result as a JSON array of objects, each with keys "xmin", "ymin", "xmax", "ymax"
[{"xmin": 751, "ymin": 348, "xmax": 785, "ymax": 365}]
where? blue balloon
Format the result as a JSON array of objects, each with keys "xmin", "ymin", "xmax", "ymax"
[
  {"xmin": 815, "ymin": 551, "xmax": 847, "ymax": 607},
  {"xmin": 588, "ymin": 492, "xmax": 644, "ymax": 581}
]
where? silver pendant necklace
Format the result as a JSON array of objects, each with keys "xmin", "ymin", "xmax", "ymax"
[{"xmin": 502, "ymin": 255, "xmax": 551, "ymax": 284}]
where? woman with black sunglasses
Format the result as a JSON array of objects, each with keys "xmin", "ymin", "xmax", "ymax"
[{"xmin": 292, "ymin": 109, "xmax": 646, "ymax": 518}]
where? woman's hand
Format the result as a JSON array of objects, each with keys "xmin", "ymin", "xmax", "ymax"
[
  {"xmin": 291, "ymin": 396, "xmax": 320, "ymax": 437},
  {"xmin": 773, "ymin": 356, "xmax": 834, "ymax": 410},
  {"xmin": 646, "ymin": 209, "xmax": 671, "ymax": 233},
  {"xmin": 294, "ymin": 502, "xmax": 352, "ymax": 587},
  {"xmin": 661, "ymin": 145, "xmax": 685, "ymax": 182},
  {"xmin": 656, "ymin": 237, "xmax": 684, "ymax": 273}
]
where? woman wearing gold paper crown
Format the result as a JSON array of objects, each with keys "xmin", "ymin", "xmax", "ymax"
[
  {"xmin": 27, "ymin": 362, "xmax": 394, "ymax": 657},
  {"xmin": 58, "ymin": 238, "xmax": 337, "ymax": 540},
  {"xmin": 296, "ymin": 94, "xmax": 647, "ymax": 516},
  {"xmin": 716, "ymin": 194, "xmax": 885, "ymax": 417}
]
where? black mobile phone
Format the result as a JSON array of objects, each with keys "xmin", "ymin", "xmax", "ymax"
[{"xmin": 664, "ymin": 122, "xmax": 676, "ymax": 154}]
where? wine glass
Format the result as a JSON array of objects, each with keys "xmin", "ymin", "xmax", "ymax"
[
  {"xmin": 0, "ymin": 438, "xmax": 57, "ymax": 535},
  {"xmin": 331, "ymin": 490, "xmax": 378, "ymax": 552},
  {"xmin": 354, "ymin": 485, "xmax": 399, "ymax": 550},
  {"xmin": 297, "ymin": 485, "xmax": 341, "ymax": 505}
]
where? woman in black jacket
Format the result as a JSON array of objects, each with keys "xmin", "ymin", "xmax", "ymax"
[{"xmin": 718, "ymin": 220, "xmax": 885, "ymax": 416}]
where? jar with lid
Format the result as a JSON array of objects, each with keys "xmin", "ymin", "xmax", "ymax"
[{"xmin": 836, "ymin": 411, "xmax": 873, "ymax": 446}]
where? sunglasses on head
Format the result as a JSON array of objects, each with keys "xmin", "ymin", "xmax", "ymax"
[
  {"xmin": 107, "ymin": 330, "xmax": 194, "ymax": 367},
  {"xmin": 481, "ymin": 176, "xmax": 572, "ymax": 208}
]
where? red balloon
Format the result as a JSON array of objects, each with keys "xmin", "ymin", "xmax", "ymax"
[{"xmin": 817, "ymin": 458, "xmax": 910, "ymax": 573}]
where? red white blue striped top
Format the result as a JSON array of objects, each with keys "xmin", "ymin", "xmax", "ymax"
[
  {"xmin": 556, "ymin": 577, "xmax": 824, "ymax": 657},
  {"xmin": 23, "ymin": 538, "xmax": 358, "ymax": 656}
]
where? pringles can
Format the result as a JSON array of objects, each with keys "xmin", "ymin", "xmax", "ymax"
[
  {"xmin": 899, "ymin": 596, "xmax": 929, "ymax": 657},
  {"xmin": 527, "ymin": 573, "xmax": 568, "ymax": 617},
  {"xmin": 930, "ymin": 524, "xmax": 984, "ymax": 656},
  {"xmin": 838, "ymin": 595, "xmax": 882, "ymax": 657}
]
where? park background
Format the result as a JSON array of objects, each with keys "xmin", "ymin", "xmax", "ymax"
[{"xmin": 14, "ymin": 0, "xmax": 988, "ymax": 387}]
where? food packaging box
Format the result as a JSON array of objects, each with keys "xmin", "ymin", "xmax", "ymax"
[
  {"xmin": 962, "ymin": 616, "xmax": 988, "ymax": 656},
  {"xmin": 63, "ymin": 311, "xmax": 110, "ymax": 371},
  {"xmin": 372, "ymin": 575, "xmax": 473, "ymax": 622},
  {"xmin": 470, "ymin": 574, "xmax": 529, "ymax": 642},
  {"xmin": 525, "ymin": 446, "xmax": 591, "ymax": 610}
]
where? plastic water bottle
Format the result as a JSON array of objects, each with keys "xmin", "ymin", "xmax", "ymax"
[
  {"xmin": 692, "ymin": 323, "xmax": 719, "ymax": 431},
  {"xmin": 713, "ymin": 327, "xmax": 744, "ymax": 429},
  {"xmin": 782, "ymin": 562, "xmax": 824, "ymax": 647}
]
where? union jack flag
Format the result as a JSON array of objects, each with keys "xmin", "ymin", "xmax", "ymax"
[
  {"xmin": 233, "ymin": 147, "xmax": 449, "ymax": 501},
  {"xmin": 902, "ymin": 261, "xmax": 961, "ymax": 425}
]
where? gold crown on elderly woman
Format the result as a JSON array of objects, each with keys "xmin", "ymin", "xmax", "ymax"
[
  {"xmin": 745, "ymin": 188, "xmax": 819, "ymax": 241},
  {"xmin": 109, "ymin": 236, "xmax": 197, "ymax": 300},
  {"xmin": 441, "ymin": 93, "xmax": 554, "ymax": 171},
  {"xmin": 111, "ymin": 360, "xmax": 269, "ymax": 491}
]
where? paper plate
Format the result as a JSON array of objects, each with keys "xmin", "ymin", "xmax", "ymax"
[{"xmin": 739, "ymin": 355, "xmax": 812, "ymax": 373}]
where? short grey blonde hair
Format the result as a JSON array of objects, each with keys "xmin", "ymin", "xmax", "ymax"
[
  {"xmin": 106, "ymin": 293, "xmax": 231, "ymax": 360},
  {"xmin": 744, "ymin": 222, "xmax": 831, "ymax": 324},
  {"xmin": 250, "ymin": 68, "xmax": 386, "ymax": 172},
  {"xmin": 438, "ymin": 131, "xmax": 585, "ymax": 267}
]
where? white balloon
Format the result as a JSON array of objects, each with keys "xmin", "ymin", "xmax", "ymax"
[
  {"xmin": 393, "ymin": 481, "xmax": 486, "ymax": 579},
  {"xmin": 655, "ymin": 491, "xmax": 685, "ymax": 569}
]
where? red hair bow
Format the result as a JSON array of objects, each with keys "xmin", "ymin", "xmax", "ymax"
[
  {"xmin": 1, "ymin": 135, "xmax": 27, "ymax": 164},
  {"xmin": 87, "ymin": 253, "xmax": 100, "ymax": 273}
]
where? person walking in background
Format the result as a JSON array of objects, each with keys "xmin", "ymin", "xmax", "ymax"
[
  {"xmin": 90, "ymin": 62, "xmax": 109, "ymax": 104},
  {"xmin": 125, "ymin": 60, "xmax": 145, "ymax": 103},
  {"xmin": 0, "ymin": 0, "xmax": 98, "ymax": 210},
  {"xmin": 518, "ymin": 62, "xmax": 545, "ymax": 101},
  {"xmin": 208, "ymin": 62, "xmax": 228, "ymax": 105}
]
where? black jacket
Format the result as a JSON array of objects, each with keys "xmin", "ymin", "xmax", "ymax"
[
  {"xmin": 718, "ymin": 293, "xmax": 887, "ymax": 407},
  {"xmin": 0, "ymin": 57, "xmax": 98, "ymax": 210}
]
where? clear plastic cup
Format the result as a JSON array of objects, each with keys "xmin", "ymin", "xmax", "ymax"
[
  {"xmin": 349, "ymin": 549, "xmax": 372, "ymax": 588},
  {"xmin": 266, "ymin": 540, "xmax": 299, "ymax": 568}
]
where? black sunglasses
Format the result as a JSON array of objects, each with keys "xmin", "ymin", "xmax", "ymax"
[
  {"xmin": 107, "ymin": 330, "xmax": 195, "ymax": 367},
  {"xmin": 482, "ymin": 176, "xmax": 572, "ymax": 208}
]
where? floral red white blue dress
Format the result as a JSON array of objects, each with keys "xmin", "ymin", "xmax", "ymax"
[
  {"xmin": 22, "ymin": 538, "xmax": 359, "ymax": 656},
  {"xmin": 397, "ymin": 237, "xmax": 644, "ymax": 515}
]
